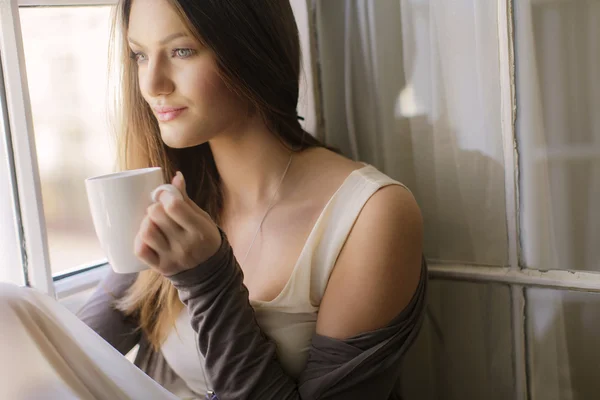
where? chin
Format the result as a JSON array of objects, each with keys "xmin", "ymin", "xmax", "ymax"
[
  {"xmin": 162, "ymin": 138, "xmax": 200, "ymax": 149},
  {"xmin": 160, "ymin": 127, "xmax": 207, "ymax": 149}
]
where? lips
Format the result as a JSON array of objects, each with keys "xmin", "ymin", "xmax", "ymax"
[{"xmin": 153, "ymin": 106, "xmax": 187, "ymax": 122}]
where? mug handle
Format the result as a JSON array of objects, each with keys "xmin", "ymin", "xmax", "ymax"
[{"xmin": 151, "ymin": 184, "xmax": 184, "ymax": 203}]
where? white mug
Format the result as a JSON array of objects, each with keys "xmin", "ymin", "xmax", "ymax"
[{"xmin": 85, "ymin": 167, "xmax": 183, "ymax": 274}]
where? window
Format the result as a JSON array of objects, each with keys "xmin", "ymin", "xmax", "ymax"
[
  {"xmin": 315, "ymin": 0, "xmax": 600, "ymax": 399},
  {"xmin": 517, "ymin": 0, "xmax": 600, "ymax": 272},
  {"xmin": 19, "ymin": 5, "xmax": 115, "ymax": 275},
  {"xmin": 516, "ymin": 0, "xmax": 600, "ymax": 398},
  {"xmin": 0, "ymin": 0, "xmax": 117, "ymax": 294}
]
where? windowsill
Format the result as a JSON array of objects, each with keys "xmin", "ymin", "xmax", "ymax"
[{"xmin": 54, "ymin": 263, "xmax": 109, "ymax": 300}]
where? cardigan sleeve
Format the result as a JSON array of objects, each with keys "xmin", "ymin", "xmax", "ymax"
[{"xmin": 77, "ymin": 269, "xmax": 141, "ymax": 356}]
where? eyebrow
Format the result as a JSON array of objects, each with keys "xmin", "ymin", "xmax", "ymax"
[{"xmin": 128, "ymin": 32, "xmax": 189, "ymax": 48}]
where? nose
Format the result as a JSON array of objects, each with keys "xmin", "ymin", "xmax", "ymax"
[{"xmin": 140, "ymin": 57, "xmax": 174, "ymax": 98}]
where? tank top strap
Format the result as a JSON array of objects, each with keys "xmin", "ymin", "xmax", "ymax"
[{"xmin": 307, "ymin": 165, "xmax": 409, "ymax": 305}]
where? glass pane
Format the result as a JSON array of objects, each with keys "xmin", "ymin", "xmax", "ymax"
[
  {"xmin": 401, "ymin": 281, "xmax": 515, "ymax": 400},
  {"xmin": 527, "ymin": 288, "xmax": 600, "ymax": 400},
  {"xmin": 516, "ymin": 0, "xmax": 600, "ymax": 270},
  {"xmin": 19, "ymin": 6, "xmax": 115, "ymax": 275},
  {"xmin": 0, "ymin": 64, "xmax": 24, "ymax": 286},
  {"xmin": 316, "ymin": 0, "xmax": 508, "ymax": 266}
]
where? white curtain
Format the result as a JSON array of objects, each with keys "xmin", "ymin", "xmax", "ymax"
[
  {"xmin": 317, "ymin": 0, "xmax": 508, "ymax": 267},
  {"xmin": 514, "ymin": 1, "xmax": 572, "ymax": 398},
  {"xmin": 316, "ymin": 0, "xmax": 512, "ymax": 398},
  {"xmin": 517, "ymin": 0, "xmax": 600, "ymax": 399},
  {"xmin": 316, "ymin": 0, "xmax": 600, "ymax": 398}
]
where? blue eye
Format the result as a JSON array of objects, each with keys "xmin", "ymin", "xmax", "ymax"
[
  {"xmin": 130, "ymin": 51, "xmax": 147, "ymax": 63},
  {"xmin": 173, "ymin": 48, "xmax": 195, "ymax": 58}
]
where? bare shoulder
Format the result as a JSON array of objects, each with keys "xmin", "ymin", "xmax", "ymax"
[
  {"xmin": 359, "ymin": 184, "xmax": 423, "ymax": 239},
  {"xmin": 297, "ymin": 147, "xmax": 364, "ymax": 183},
  {"xmin": 316, "ymin": 179, "xmax": 424, "ymax": 340},
  {"xmin": 300, "ymin": 147, "xmax": 423, "ymax": 239},
  {"xmin": 286, "ymin": 147, "xmax": 365, "ymax": 209}
]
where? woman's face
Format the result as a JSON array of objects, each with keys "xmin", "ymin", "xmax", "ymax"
[{"xmin": 128, "ymin": 0, "xmax": 245, "ymax": 148}]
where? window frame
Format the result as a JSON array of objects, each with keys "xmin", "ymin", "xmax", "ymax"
[
  {"xmin": 53, "ymin": 263, "xmax": 109, "ymax": 300},
  {"xmin": 0, "ymin": 50, "xmax": 26, "ymax": 287},
  {"xmin": 1, "ymin": 0, "xmax": 119, "ymax": 296},
  {"xmin": 1, "ymin": 0, "xmax": 57, "ymax": 296}
]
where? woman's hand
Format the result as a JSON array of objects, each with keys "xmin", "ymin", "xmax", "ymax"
[{"xmin": 134, "ymin": 171, "xmax": 222, "ymax": 276}]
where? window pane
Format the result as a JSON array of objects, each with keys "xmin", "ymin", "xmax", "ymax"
[
  {"xmin": 516, "ymin": 0, "xmax": 600, "ymax": 270},
  {"xmin": 401, "ymin": 281, "xmax": 515, "ymax": 400},
  {"xmin": 19, "ymin": 6, "xmax": 114, "ymax": 275},
  {"xmin": 527, "ymin": 288, "xmax": 600, "ymax": 400},
  {"xmin": 316, "ymin": 0, "xmax": 508, "ymax": 266}
]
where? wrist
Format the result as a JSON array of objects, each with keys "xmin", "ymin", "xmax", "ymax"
[{"xmin": 167, "ymin": 227, "xmax": 231, "ymax": 284}]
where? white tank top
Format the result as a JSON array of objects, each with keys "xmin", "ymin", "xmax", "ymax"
[{"xmin": 160, "ymin": 165, "xmax": 407, "ymax": 397}]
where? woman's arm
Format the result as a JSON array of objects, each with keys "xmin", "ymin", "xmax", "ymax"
[
  {"xmin": 169, "ymin": 186, "xmax": 425, "ymax": 399},
  {"xmin": 76, "ymin": 270, "xmax": 141, "ymax": 355}
]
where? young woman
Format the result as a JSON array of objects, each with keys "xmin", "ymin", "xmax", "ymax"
[{"xmin": 0, "ymin": 0, "xmax": 426, "ymax": 399}]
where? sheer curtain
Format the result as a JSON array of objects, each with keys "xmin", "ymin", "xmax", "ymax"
[
  {"xmin": 514, "ymin": 1, "xmax": 572, "ymax": 398},
  {"xmin": 316, "ymin": 0, "xmax": 512, "ymax": 398},
  {"xmin": 516, "ymin": 0, "xmax": 600, "ymax": 399},
  {"xmin": 316, "ymin": 0, "xmax": 600, "ymax": 398},
  {"xmin": 317, "ymin": 0, "xmax": 508, "ymax": 266}
]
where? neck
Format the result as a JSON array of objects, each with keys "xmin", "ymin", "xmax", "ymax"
[{"xmin": 209, "ymin": 117, "xmax": 293, "ymax": 213}]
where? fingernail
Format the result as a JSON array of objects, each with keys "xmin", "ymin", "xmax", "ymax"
[{"xmin": 176, "ymin": 171, "xmax": 184, "ymax": 182}]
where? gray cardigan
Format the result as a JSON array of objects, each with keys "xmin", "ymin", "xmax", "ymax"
[{"xmin": 77, "ymin": 231, "xmax": 427, "ymax": 399}]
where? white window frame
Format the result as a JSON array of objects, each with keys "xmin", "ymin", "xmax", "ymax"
[
  {"xmin": 1, "ymin": 0, "xmax": 56, "ymax": 296},
  {"xmin": 0, "ymin": 51, "xmax": 26, "ymax": 287},
  {"xmin": 0, "ymin": 0, "xmax": 120, "ymax": 297}
]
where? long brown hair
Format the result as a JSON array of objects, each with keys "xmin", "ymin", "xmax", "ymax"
[{"xmin": 110, "ymin": 0, "xmax": 324, "ymax": 349}]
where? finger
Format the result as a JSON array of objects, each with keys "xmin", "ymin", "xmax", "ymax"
[
  {"xmin": 147, "ymin": 202, "xmax": 184, "ymax": 239},
  {"xmin": 139, "ymin": 214, "xmax": 170, "ymax": 252},
  {"xmin": 172, "ymin": 171, "xmax": 196, "ymax": 206},
  {"xmin": 134, "ymin": 234, "xmax": 159, "ymax": 267},
  {"xmin": 166, "ymin": 172, "xmax": 216, "ymax": 233},
  {"xmin": 172, "ymin": 171, "xmax": 187, "ymax": 199},
  {"xmin": 160, "ymin": 191, "xmax": 208, "ymax": 233}
]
